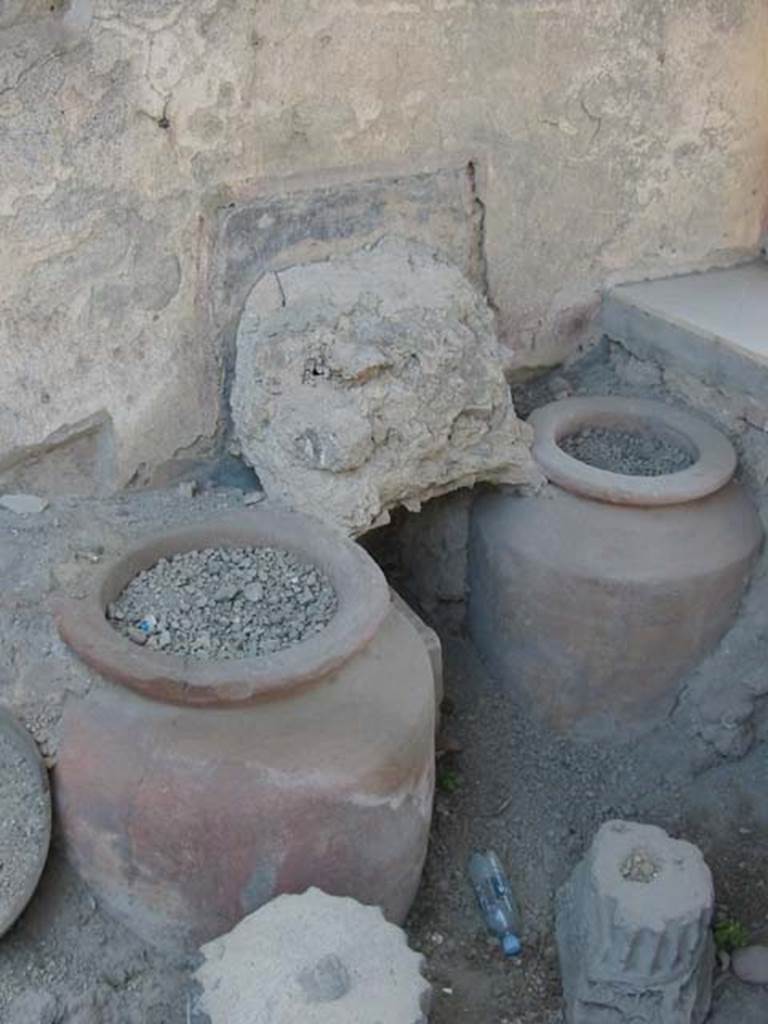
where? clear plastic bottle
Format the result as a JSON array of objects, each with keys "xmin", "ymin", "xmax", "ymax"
[{"xmin": 468, "ymin": 850, "xmax": 522, "ymax": 956}]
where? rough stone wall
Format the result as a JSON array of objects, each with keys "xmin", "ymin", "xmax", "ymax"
[{"xmin": 2, "ymin": 0, "xmax": 767, "ymax": 489}]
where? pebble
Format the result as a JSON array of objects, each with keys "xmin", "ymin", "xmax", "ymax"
[
  {"xmin": 5, "ymin": 989, "xmax": 58, "ymax": 1024},
  {"xmin": 0, "ymin": 493, "xmax": 49, "ymax": 515},
  {"xmin": 243, "ymin": 582, "xmax": 264, "ymax": 603},
  {"xmin": 732, "ymin": 945, "xmax": 768, "ymax": 985},
  {"xmin": 75, "ymin": 547, "xmax": 103, "ymax": 563},
  {"xmin": 620, "ymin": 848, "xmax": 659, "ymax": 883},
  {"xmin": 244, "ymin": 491, "xmax": 266, "ymax": 506},
  {"xmin": 177, "ymin": 480, "xmax": 198, "ymax": 498},
  {"xmin": 109, "ymin": 545, "xmax": 337, "ymax": 661}
]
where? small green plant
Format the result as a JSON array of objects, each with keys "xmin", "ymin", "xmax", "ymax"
[
  {"xmin": 714, "ymin": 918, "xmax": 749, "ymax": 953},
  {"xmin": 437, "ymin": 767, "xmax": 460, "ymax": 794}
]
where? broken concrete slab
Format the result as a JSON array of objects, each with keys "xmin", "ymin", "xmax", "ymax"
[
  {"xmin": 556, "ymin": 820, "xmax": 714, "ymax": 1024},
  {"xmin": 191, "ymin": 887, "xmax": 431, "ymax": 1024},
  {"xmin": 0, "ymin": 412, "xmax": 116, "ymax": 498},
  {"xmin": 232, "ymin": 236, "xmax": 537, "ymax": 535}
]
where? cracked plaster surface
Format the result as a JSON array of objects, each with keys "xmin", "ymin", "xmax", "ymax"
[{"xmin": 1, "ymin": 0, "xmax": 766, "ymax": 488}]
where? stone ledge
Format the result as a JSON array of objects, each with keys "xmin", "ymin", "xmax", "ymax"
[{"xmin": 602, "ymin": 262, "xmax": 768, "ymax": 411}]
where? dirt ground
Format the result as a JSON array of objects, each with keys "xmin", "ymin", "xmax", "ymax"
[
  {"xmin": 2, "ymin": 627, "xmax": 767, "ymax": 1023},
  {"xmin": 406, "ymin": 633, "xmax": 768, "ymax": 1024},
  {"xmin": 0, "ymin": 853, "xmax": 188, "ymax": 1023},
  {"xmin": 2, "ymin": 344, "xmax": 768, "ymax": 1021}
]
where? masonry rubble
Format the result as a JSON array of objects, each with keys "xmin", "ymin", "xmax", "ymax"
[{"xmin": 232, "ymin": 237, "xmax": 538, "ymax": 536}]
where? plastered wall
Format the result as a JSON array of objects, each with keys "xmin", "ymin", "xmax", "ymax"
[{"xmin": 1, "ymin": 0, "xmax": 766, "ymax": 490}]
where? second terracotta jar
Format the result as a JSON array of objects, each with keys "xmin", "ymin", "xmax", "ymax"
[{"xmin": 468, "ymin": 397, "xmax": 763, "ymax": 735}]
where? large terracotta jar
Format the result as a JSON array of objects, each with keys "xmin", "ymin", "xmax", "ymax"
[
  {"xmin": 54, "ymin": 509, "xmax": 435, "ymax": 950},
  {"xmin": 468, "ymin": 397, "xmax": 763, "ymax": 735}
]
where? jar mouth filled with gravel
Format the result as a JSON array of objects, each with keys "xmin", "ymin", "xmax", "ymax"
[
  {"xmin": 620, "ymin": 848, "xmax": 661, "ymax": 884},
  {"xmin": 107, "ymin": 546, "xmax": 338, "ymax": 661},
  {"xmin": 558, "ymin": 426, "xmax": 696, "ymax": 477}
]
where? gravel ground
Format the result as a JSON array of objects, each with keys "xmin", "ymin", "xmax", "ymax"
[
  {"xmin": 0, "ymin": 724, "xmax": 49, "ymax": 933},
  {"xmin": 0, "ymin": 432, "xmax": 766, "ymax": 1022},
  {"xmin": 404, "ymin": 633, "xmax": 768, "ymax": 1024},
  {"xmin": 109, "ymin": 545, "xmax": 337, "ymax": 659},
  {"xmin": 2, "ymin": 579, "xmax": 767, "ymax": 1023},
  {"xmin": 0, "ymin": 851, "xmax": 188, "ymax": 1024},
  {"xmin": 558, "ymin": 426, "xmax": 694, "ymax": 476},
  {"xmin": 2, "ymin": 628, "xmax": 765, "ymax": 1024}
]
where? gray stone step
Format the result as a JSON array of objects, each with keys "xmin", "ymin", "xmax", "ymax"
[{"xmin": 602, "ymin": 262, "xmax": 768, "ymax": 408}]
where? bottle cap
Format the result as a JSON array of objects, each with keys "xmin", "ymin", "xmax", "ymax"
[{"xmin": 501, "ymin": 933, "xmax": 521, "ymax": 957}]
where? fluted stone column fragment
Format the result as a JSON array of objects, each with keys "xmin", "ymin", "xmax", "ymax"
[{"xmin": 556, "ymin": 821, "xmax": 714, "ymax": 1024}]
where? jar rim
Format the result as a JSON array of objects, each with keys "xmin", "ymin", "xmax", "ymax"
[
  {"xmin": 529, "ymin": 396, "xmax": 736, "ymax": 506},
  {"xmin": 54, "ymin": 508, "xmax": 391, "ymax": 707}
]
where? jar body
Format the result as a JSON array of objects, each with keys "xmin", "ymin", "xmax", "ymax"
[
  {"xmin": 467, "ymin": 481, "xmax": 763, "ymax": 735},
  {"xmin": 55, "ymin": 604, "xmax": 435, "ymax": 950}
]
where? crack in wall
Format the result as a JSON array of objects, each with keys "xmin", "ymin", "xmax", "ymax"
[
  {"xmin": 579, "ymin": 93, "xmax": 603, "ymax": 148},
  {"xmin": 0, "ymin": 48, "xmax": 63, "ymax": 98},
  {"xmin": 466, "ymin": 159, "xmax": 495, "ymax": 311}
]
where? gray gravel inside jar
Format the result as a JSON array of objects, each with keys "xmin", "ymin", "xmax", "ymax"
[
  {"xmin": 108, "ymin": 546, "xmax": 338, "ymax": 660},
  {"xmin": 559, "ymin": 426, "xmax": 695, "ymax": 477}
]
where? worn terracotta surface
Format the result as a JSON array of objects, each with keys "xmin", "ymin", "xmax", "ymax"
[
  {"xmin": 54, "ymin": 512, "xmax": 435, "ymax": 949},
  {"xmin": 468, "ymin": 399, "xmax": 764, "ymax": 735}
]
